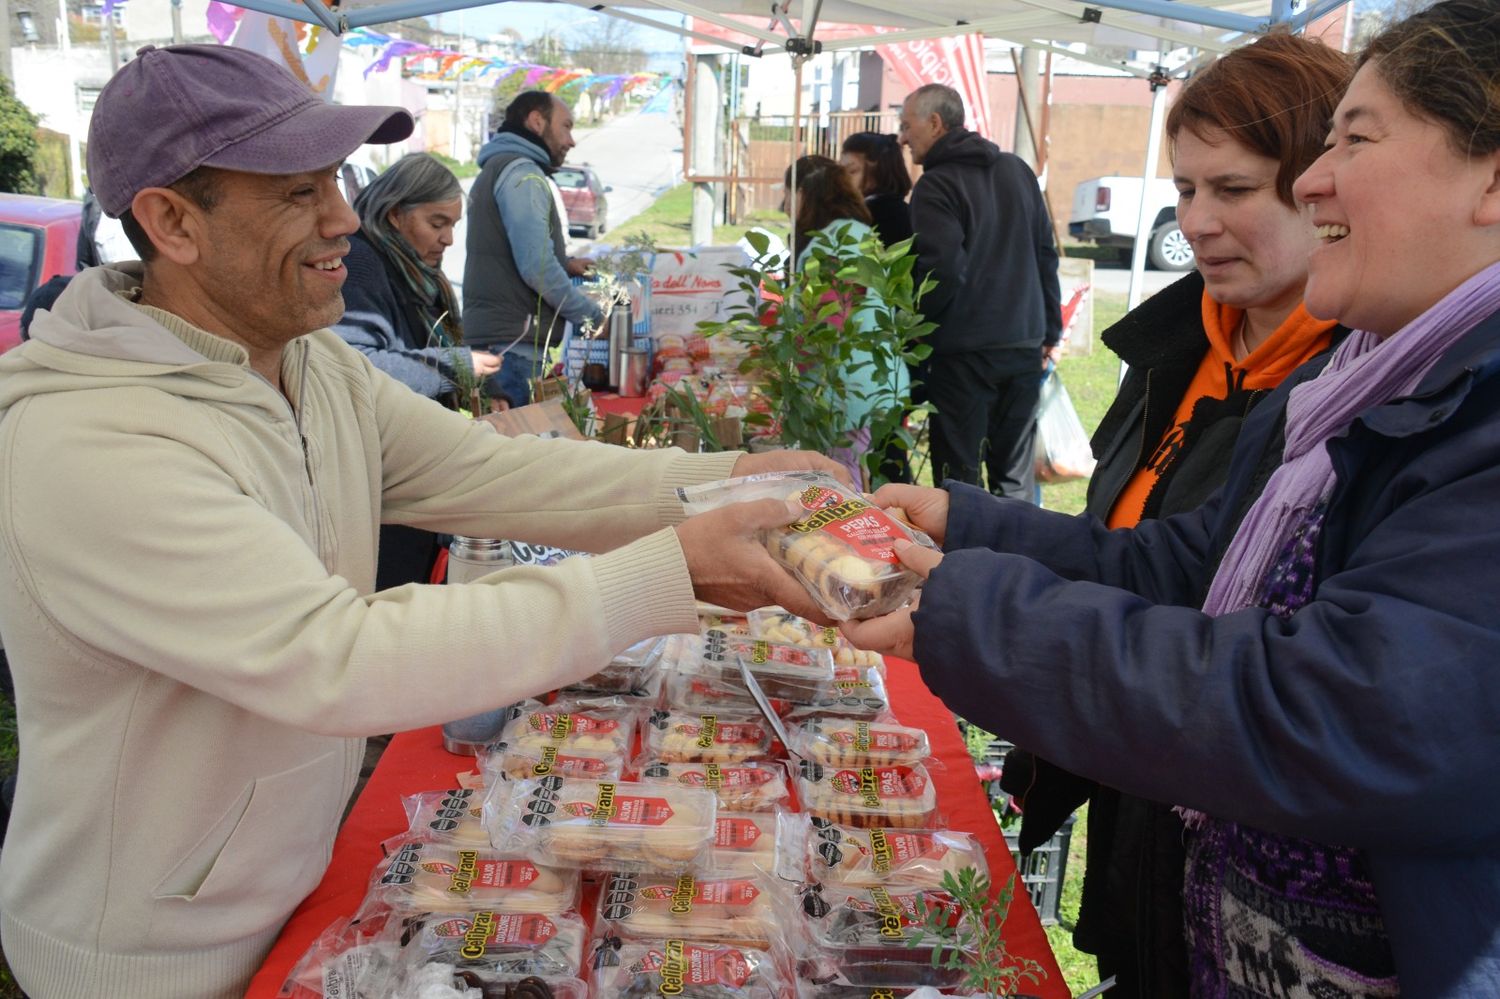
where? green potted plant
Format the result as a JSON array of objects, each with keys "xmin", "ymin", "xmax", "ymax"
[{"xmin": 697, "ymin": 225, "xmax": 934, "ymax": 485}]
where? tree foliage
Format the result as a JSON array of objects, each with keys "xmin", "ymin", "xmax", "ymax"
[{"xmin": 0, "ymin": 76, "xmax": 40, "ymax": 195}]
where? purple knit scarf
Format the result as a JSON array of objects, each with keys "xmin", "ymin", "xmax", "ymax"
[{"xmin": 1201, "ymin": 260, "xmax": 1500, "ymax": 616}]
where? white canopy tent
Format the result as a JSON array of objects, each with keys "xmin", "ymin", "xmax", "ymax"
[{"xmin": 231, "ymin": 0, "xmax": 1352, "ymax": 303}]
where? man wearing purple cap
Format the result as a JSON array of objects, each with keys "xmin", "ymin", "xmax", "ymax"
[{"xmin": 0, "ymin": 44, "xmax": 843, "ymax": 997}]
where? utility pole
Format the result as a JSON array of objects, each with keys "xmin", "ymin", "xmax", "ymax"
[
  {"xmin": 171, "ymin": 0, "xmax": 183, "ymax": 45},
  {"xmin": 0, "ymin": 0, "xmax": 13, "ymax": 85},
  {"xmin": 451, "ymin": 12, "xmax": 464, "ymax": 161},
  {"xmin": 105, "ymin": 10, "xmax": 118, "ymax": 74}
]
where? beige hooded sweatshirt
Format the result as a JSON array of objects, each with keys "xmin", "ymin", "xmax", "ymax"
[{"xmin": 0, "ymin": 264, "xmax": 738, "ymax": 997}]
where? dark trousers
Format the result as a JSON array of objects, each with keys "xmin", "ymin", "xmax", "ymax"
[{"xmin": 923, "ymin": 346, "xmax": 1042, "ymax": 499}]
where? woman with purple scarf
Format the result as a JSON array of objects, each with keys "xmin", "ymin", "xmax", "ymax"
[{"xmin": 843, "ymin": 2, "xmax": 1500, "ymax": 995}]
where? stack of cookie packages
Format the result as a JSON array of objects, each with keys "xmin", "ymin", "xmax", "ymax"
[{"xmin": 284, "ymin": 472, "xmax": 987, "ymax": 995}]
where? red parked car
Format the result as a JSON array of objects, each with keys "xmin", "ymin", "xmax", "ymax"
[
  {"xmin": 0, "ymin": 193, "xmax": 83, "ymax": 353},
  {"xmin": 554, "ymin": 164, "xmax": 611, "ymax": 239}
]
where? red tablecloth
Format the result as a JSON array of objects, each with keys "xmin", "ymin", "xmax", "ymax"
[{"xmin": 245, "ymin": 661, "xmax": 1067, "ymax": 998}]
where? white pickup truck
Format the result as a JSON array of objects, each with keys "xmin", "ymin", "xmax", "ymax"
[{"xmin": 1069, "ymin": 176, "xmax": 1194, "ymax": 272}]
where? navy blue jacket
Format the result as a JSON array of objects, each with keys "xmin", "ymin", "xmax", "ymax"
[{"xmin": 914, "ymin": 308, "xmax": 1500, "ymax": 996}]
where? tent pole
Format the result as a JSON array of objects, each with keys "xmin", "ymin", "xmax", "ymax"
[
  {"xmin": 790, "ymin": 53, "xmax": 804, "ymax": 275},
  {"xmin": 1126, "ymin": 60, "xmax": 1169, "ymax": 314}
]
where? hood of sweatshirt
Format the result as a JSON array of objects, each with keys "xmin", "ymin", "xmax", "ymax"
[
  {"xmin": 922, "ymin": 127, "xmax": 1001, "ymax": 170},
  {"xmin": 0, "ymin": 262, "xmax": 307, "ymax": 423},
  {"xmin": 477, "ymin": 128, "xmax": 553, "ymax": 173}
]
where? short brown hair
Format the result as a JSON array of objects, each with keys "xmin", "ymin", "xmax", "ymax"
[
  {"xmin": 785, "ymin": 155, "xmax": 872, "ymax": 250},
  {"xmin": 1359, "ymin": 0, "xmax": 1500, "ymax": 159},
  {"xmin": 119, "ymin": 166, "xmax": 225, "ymax": 262},
  {"xmin": 1166, "ymin": 32, "xmax": 1351, "ymax": 207}
]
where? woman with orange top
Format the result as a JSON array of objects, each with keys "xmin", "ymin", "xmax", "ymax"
[{"xmin": 999, "ymin": 32, "xmax": 1352, "ymax": 997}]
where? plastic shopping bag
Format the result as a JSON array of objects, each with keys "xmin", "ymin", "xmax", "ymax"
[{"xmin": 1033, "ymin": 368, "xmax": 1097, "ymax": 483}]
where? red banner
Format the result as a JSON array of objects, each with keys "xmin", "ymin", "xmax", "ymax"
[{"xmin": 873, "ymin": 30, "xmax": 992, "ymax": 139}]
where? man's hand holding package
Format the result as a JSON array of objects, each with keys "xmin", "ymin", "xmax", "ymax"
[
  {"xmin": 869, "ymin": 483, "xmax": 950, "ymax": 546},
  {"xmin": 838, "ymin": 540, "xmax": 944, "ymax": 660},
  {"xmin": 676, "ymin": 498, "xmax": 834, "ymax": 625}
]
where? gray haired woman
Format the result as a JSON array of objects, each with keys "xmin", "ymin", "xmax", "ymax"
[
  {"xmin": 335, "ymin": 153, "xmax": 501, "ymax": 590},
  {"xmin": 336, "ymin": 152, "xmax": 500, "ymax": 411}
]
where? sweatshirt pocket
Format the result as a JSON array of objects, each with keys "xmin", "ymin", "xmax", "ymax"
[{"xmin": 151, "ymin": 751, "xmax": 340, "ymax": 910}]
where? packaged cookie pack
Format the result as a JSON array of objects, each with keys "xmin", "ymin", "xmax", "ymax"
[
  {"xmin": 633, "ymin": 759, "xmax": 792, "ymax": 813},
  {"xmin": 747, "ymin": 608, "xmax": 887, "ymax": 672},
  {"xmin": 559, "ymin": 638, "xmax": 665, "ymax": 699},
  {"xmin": 679, "ymin": 473, "xmax": 937, "ymax": 621},
  {"xmin": 693, "ymin": 628, "xmax": 837, "ymax": 703},
  {"xmin": 368, "ymin": 839, "xmax": 580, "ymax": 914},
  {"xmin": 705, "ymin": 812, "xmax": 782, "ymax": 874},
  {"xmin": 642, "ymin": 709, "xmax": 776, "ymax": 763},
  {"xmin": 795, "ymin": 883, "xmax": 972, "ymax": 989},
  {"xmin": 784, "ymin": 666, "xmax": 890, "ymax": 722},
  {"xmin": 795, "ymin": 761, "xmax": 938, "ymax": 829},
  {"xmin": 588, "ymin": 936, "xmax": 791, "ymax": 999},
  {"xmin": 485, "ymin": 777, "xmax": 717, "ymax": 873},
  {"xmin": 786, "ymin": 719, "xmax": 931, "ymax": 767},
  {"xmin": 479, "ymin": 740, "xmax": 625, "ymax": 785},
  {"xmin": 597, "ymin": 871, "xmax": 780, "ymax": 948},
  {"xmin": 392, "ymin": 909, "xmax": 588, "ymax": 980},
  {"xmin": 404, "ymin": 788, "xmax": 489, "ymax": 847},
  {"xmin": 496, "ymin": 702, "xmax": 639, "ymax": 763},
  {"xmin": 662, "ymin": 670, "xmax": 786, "ymax": 717},
  {"xmin": 797, "ymin": 818, "xmax": 989, "ymax": 889}
]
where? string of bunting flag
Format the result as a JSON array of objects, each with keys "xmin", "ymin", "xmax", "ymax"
[{"xmin": 343, "ymin": 26, "xmax": 671, "ymax": 97}]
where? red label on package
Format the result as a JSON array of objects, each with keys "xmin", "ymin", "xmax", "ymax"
[
  {"xmin": 527, "ymin": 746, "xmax": 611, "ymax": 779},
  {"xmin": 421, "ymin": 861, "xmax": 458, "ymax": 876},
  {"xmin": 526, "ymin": 711, "xmax": 619, "ymax": 738},
  {"xmin": 677, "ymin": 719, "xmax": 766, "ymax": 746},
  {"xmin": 730, "ymin": 637, "xmax": 815, "ymax": 669},
  {"xmin": 640, "ymin": 878, "xmax": 760, "ymax": 908},
  {"xmin": 828, "ymin": 766, "xmax": 928, "ymax": 806},
  {"xmin": 714, "ymin": 816, "xmax": 764, "ymax": 850},
  {"xmin": 434, "ymin": 912, "xmax": 557, "ymax": 952},
  {"xmin": 562, "ymin": 786, "xmax": 675, "ymax": 826},
  {"xmin": 864, "ymin": 830, "xmax": 947, "ymax": 873},
  {"xmin": 447, "ymin": 853, "xmax": 542, "ymax": 895},
  {"xmin": 677, "ymin": 765, "xmax": 775, "ymax": 790},
  {"xmin": 637, "ymin": 941, "xmax": 754, "ymax": 987},
  {"xmin": 830, "ymin": 724, "xmax": 921, "ymax": 754},
  {"xmin": 786, "ymin": 486, "xmax": 907, "ymax": 566}
]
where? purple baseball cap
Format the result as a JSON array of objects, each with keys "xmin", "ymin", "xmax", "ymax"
[{"xmin": 87, "ymin": 44, "xmax": 414, "ymax": 217}]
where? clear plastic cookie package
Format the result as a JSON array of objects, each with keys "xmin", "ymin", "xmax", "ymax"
[
  {"xmin": 632, "ymin": 759, "xmax": 793, "ymax": 813},
  {"xmin": 485, "ymin": 777, "xmax": 718, "ymax": 873},
  {"xmin": 704, "ymin": 811, "xmax": 783, "ymax": 874},
  {"xmin": 679, "ymin": 472, "xmax": 938, "ymax": 621},
  {"xmin": 403, "ymin": 788, "xmax": 490, "ymax": 847},
  {"xmin": 495, "ymin": 701, "xmax": 640, "ymax": 764},
  {"xmin": 588, "ymin": 935, "xmax": 791, "ymax": 999},
  {"xmin": 784, "ymin": 666, "xmax": 891, "ymax": 722},
  {"xmin": 794, "ymin": 817, "xmax": 990, "ymax": 889},
  {"xmin": 642, "ymin": 709, "xmax": 777, "ymax": 763},
  {"xmin": 747, "ymin": 607, "xmax": 888, "ymax": 672},
  {"xmin": 787, "ymin": 719, "xmax": 931, "ymax": 767},
  {"xmin": 559, "ymin": 638, "xmax": 665, "ymax": 698},
  {"xmin": 795, "ymin": 760, "xmax": 939, "ymax": 829},
  {"xmin": 392, "ymin": 909, "xmax": 589, "ymax": 981},
  {"xmin": 597, "ymin": 871, "xmax": 780, "ymax": 948},
  {"xmin": 795, "ymin": 882, "xmax": 973, "ymax": 989},
  {"xmin": 368, "ymin": 839, "xmax": 581, "ymax": 914},
  {"xmin": 479, "ymin": 740, "xmax": 625, "ymax": 786},
  {"xmin": 679, "ymin": 627, "xmax": 837, "ymax": 703}
]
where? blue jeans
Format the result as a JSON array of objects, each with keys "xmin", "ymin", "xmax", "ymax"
[{"xmin": 489, "ymin": 345, "xmax": 540, "ymax": 408}]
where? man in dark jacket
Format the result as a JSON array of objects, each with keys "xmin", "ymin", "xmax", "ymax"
[{"xmin": 900, "ymin": 83, "xmax": 1062, "ymax": 498}]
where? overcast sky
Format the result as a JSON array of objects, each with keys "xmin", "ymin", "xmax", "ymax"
[{"xmin": 432, "ymin": 4, "xmax": 688, "ymax": 71}]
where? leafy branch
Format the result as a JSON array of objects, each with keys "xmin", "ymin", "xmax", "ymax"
[{"xmin": 908, "ymin": 867, "xmax": 1048, "ymax": 997}]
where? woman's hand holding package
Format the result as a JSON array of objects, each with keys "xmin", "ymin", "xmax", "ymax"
[
  {"xmin": 732, "ymin": 449, "xmax": 859, "ymax": 489},
  {"xmin": 838, "ymin": 540, "xmax": 943, "ymax": 659},
  {"xmin": 869, "ymin": 483, "xmax": 950, "ymax": 546},
  {"xmin": 676, "ymin": 498, "xmax": 835, "ymax": 624}
]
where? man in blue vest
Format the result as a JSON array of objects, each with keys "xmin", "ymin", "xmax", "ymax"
[{"xmin": 463, "ymin": 91, "xmax": 604, "ymax": 408}]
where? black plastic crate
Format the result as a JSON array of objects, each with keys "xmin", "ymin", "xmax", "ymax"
[{"xmin": 1003, "ymin": 814, "xmax": 1075, "ymax": 926}]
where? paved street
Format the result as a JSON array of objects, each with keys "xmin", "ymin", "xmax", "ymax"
[{"xmin": 442, "ymin": 110, "xmax": 682, "ymax": 293}]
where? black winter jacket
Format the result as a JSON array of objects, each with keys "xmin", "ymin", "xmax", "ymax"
[{"xmin": 909, "ymin": 129, "xmax": 1061, "ymax": 355}]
